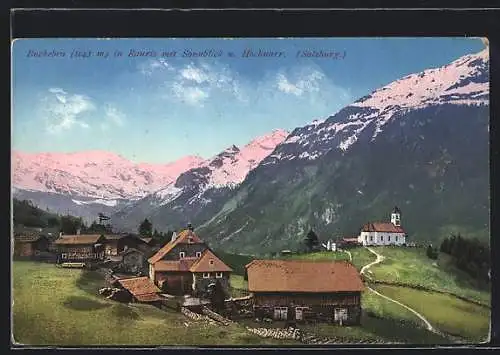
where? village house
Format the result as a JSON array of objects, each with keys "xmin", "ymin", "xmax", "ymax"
[
  {"xmin": 245, "ymin": 259, "xmax": 364, "ymax": 325},
  {"xmin": 119, "ymin": 247, "xmax": 146, "ymax": 275},
  {"xmin": 147, "ymin": 225, "xmax": 233, "ymax": 296},
  {"xmin": 103, "ymin": 234, "xmax": 152, "ymax": 256},
  {"xmin": 357, "ymin": 206, "xmax": 407, "ymax": 246},
  {"xmin": 13, "ymin": 234, "xmax": 51, "ymax": 258},
  {"xmin": 53, "ymin": 234, "xmax": 106, "ymax": 263},
  {"xmin": 113, "ymin": 276, "xmax": 163, "ymax": 305}
]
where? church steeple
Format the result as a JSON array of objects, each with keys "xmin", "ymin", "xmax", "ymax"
[{"xmin": 391, "ymin": 206, "xmax": 401, "ymax": 226}]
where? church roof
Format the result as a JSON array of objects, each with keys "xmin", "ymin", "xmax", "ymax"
[{"xmin": 362, "ymin": 222, "xmax": 405, "ymax": 233}]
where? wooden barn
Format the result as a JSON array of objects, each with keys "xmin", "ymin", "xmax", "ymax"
[
  {"xmin": 13, "ymin": 234, "xmax": 51, "ymax": 258},
  {"xmin": 147, "ymin": 226, "xmax": 232, "ymax": 296},
  {"xmin": 103, "ymin": 234, "xmax": 151, "ymax": 256},
  {"xmin": 114, "ymin": 276, "xmax": 163, "ymax": 305},
  {"xmin": 53, "ymin": 234, "xmax": 106, "ymax": 263},
  {"xmin": 245, "ymin": 259, "xmax": 364, "ymax": 325},
  {"xmin": 119, "ymin": 247, "xmax": 146, "ymax": 275}
]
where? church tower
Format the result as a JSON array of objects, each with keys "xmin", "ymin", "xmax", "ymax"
[{"xmin": 391, "ymin": 206, "xmax": 401, "ymax": 226}]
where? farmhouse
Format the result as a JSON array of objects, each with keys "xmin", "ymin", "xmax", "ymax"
[
  {"xmin": 114, "ymin": 276, "xmax": 163, "ymax": 305},
  {"xmin": 13, "ymin": 234, "xmax": 51, "ymax": 258},
  {"xmin": 245, "ymin": 260, "xmax": 364, "ymax": 325},
  {"xmin": 119, "ymin": 247, "xmax": 146, "ymax": 275},
  {"xmin": 357, "ymin": 206, "xmax": 407, "ymax": 246},
  {"xmin": 147, "ymin": 225, "xmax": 232, "ymax": 296},
  {"xmin": 103, "ymin": 234, "xmax": 152, "ymax": 256},
  {"xmin": 53, "ymin": 234, "xmax": 106, "ymax": 263}
]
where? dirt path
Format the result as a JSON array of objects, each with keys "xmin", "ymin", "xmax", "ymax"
[
  {"xmin": 360, "ymin": 247, "xmax": 438, "ymax": 334},
  {"xmin": 339, "ymin": 249, "xmax": 352, "ymax": 262}
]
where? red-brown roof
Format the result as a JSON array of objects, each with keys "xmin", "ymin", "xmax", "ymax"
[
  {"xmin": 361, "ymin": 222, "xmax": 405, "ymax": 233},
  {"xmin": 116, "ymin": 276, "xmax": 161, "ymax": 301},
  {"xmin": 14, "ymin": 235, "xmax": 46, "ymax": 243},
  {"xmin": 53, "ymin": 235, "xmax": 105, "ymax": 245},
  {"xmin": 189, "ymin": 249, "xmax": 233, "ymax": 273},
  {"xmin": 246, "ymin": 260, "xmax": 364, "ymax": 293},
  {"xmin": 342, "ymin": 237, "xmax": 360, "ymax": 243},
  {"xmin": 154, "ymin": 258, "xmax": 198, "ymax": 272},
  {"xmin": 147, "ymin": 230, "xmax": 204, "ymax": 264}
]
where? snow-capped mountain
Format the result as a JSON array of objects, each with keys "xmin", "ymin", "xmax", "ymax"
[
  {"xmin": 196, "ymin": 49, "xmax": 490, "ymax": 254},
  {"xmin": 111, "ymin": 129, "xmax": 288, "ymax": 231},
  {"xmin": 266, "ymin": 48, "xmax": 489, "ymax": 165},
  {"xmin": 12, "ymin": 150, "xmax": 205, "ymax": 200}
]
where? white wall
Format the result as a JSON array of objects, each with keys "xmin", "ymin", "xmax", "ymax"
[{"xmin": 358, "ymin": 231, "xmax": 405, "ymax": 246}]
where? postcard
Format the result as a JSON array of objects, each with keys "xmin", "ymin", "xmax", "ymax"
[{"xmin": 11, "ymin": 37, "xmax": 491, "ymax": 347}]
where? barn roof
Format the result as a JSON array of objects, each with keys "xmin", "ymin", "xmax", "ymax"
[
  {"xmin": 120, "ymin": 247, "xmax": 143, "ymax": 256},
  {"xmin": 116, "ymin": 276, "xmax": 161, "ymax": 301},
  {"xmin": 103, "ymin": 234, "xmax": 126, "ymax": 240},
  {"xmin": 361, "ymin": 222, "xmax": 405, "ymax": 233},
  {"xmin": 14, "ymin": 235, "xmax": 47, "ymax": 243},
  {"xmin": 189, "ymin": 249, "xmax": 232, "ymax": 273},
  {"xmin": 245, "ymin": 259, "xmax": 364, "ymax": 293},
  {"xmin": 53, "ymin": 235, "xmax": 105, "ymax": 245},
  {"xmin": 147, "ymin": 229, "xmax": 204, "ymax": 264}
]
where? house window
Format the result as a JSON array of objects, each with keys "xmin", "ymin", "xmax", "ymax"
[
  {"xmin": 209, "ymin": 259, "xmax": 214, "ymax": 265},
  {"xmin": 370, "ymin": 236, "xmax": 373, "ymax": 241},
  {"xmin": 396, "ymin": 236, "xmax": 398, "ymax": 241},
  {"xmin": 381, "ymin": 236, "xmax": 384, "ymax": 241},
  {"xmin": 203, "ymin": 273, "xmax": 210, "ymax": 278},
  {"xmin": 62, "ymin": 253, "xmax": 67, "ymax": 259},
  {"xmin": 216, "ymin": 272, "xmax": 223, "ymax": 278},
  {"xmin": 188, "ymin": 237, "xmax": 193, "ymax": 243},
  {"xmin": 179, "ymin": 251, "xmax": 185, "ymax": 259},
  {"xmin": 388, "ymin": 235, "xmax": 391, "ymax": 242},
  {"xmin": 196, "ymin": 252, "xmax": 201, "ymax": 258}
]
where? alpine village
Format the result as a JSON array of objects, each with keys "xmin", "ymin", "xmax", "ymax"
[
  {"xmin": 11, "ymin": 44, "xmax": 491, "ymax": 346},
  {"xmin": 13, "ymin": 202, "xmax": 490, "ymax": 346}
]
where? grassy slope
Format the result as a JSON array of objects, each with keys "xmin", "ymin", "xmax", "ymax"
[
  {"xmin": 12, "ymin": 261, "xmax": 296, "ymax": 346},
  {"xmin": 367, "ymin": 246, "xmax": 490, "ymax": 305},
  {"xmin": 284, "ymin": 248, "xmax": 490, "ymax": 343},
  {"xmin": 373, "ymin": 285, "xmax": 489, "ymax": 342}
]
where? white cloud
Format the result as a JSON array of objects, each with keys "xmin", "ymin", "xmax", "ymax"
[
  {"xmin": 179, "ymin": 65, "xmax": 210, "ymax": 84},
  {"xmin": 101, "ymin": 105, "xmax": 126, "ymax": 131},
  {"xmin": 41, "ymin": 89, "xmax": 95, "ymax": 134},
  {"xmin": 171, "ymin": 83, "xmax": 210, "ymax": 106},
  {"xmin": 138, "ymin": 58, "xmax": 174, "ymax": 76},
  {"xmin": 137, "ymin": 58, "xmax": 244, "ymax": 106},
  {"xmin": 276, "ymin": 69, "xmax": 325, "ymax": 97}
]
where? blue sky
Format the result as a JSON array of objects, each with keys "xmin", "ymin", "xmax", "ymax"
[{"xmin": 12, "ymin": 37, "xmax": 486, "ymax": 163}]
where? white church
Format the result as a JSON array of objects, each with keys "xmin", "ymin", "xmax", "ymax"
[{"xmin": 357, "ymin": 206, "xmax": 407, "ymax": 246}]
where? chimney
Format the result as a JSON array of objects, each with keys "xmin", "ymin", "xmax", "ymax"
[{"xmin": 171, "ymin": 232, "xmax": 177, "ymax": 242}]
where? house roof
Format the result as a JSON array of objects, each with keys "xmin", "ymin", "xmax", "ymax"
[
  {"xmin": 245, "ymin": 259, "xmax": 364, "ymax": 293},
  {"xmin": 140, "ymin": 237, "xmax": 153, "ymax": 244},
  {"xmin": 53, "ymin": 235, "xmax": 105, "ymax": 245},
  {"xmin": 104, "ymin": 234, "xmax": 126, "ymax": 240},
  {"xmin": 120, "ymin": 247, "xmax": 143, "ymax": 256},
  {"xmin": 147, "ymin": 229, "xmax": 204, "ymax": 264},
  {"xmin": 116, "ymin": 276, "xmax": 161, "ymax": 299},
  {"xmin": 342, "ymin": 237, "xmax": 360, "ymax": 243},
  {"xmin": 14, "ymin": 235, "xmax": 47, "ymax": 243},
  {"xmin": 189, "ymin": 249, "xmax": 233, "ymax": 273},
  {"xmin": 154, "ymin": 258, "xmax": 198, "ymax": 272},
  {"xmin": 361, "ymin": 222, "xmax": 405, "ymax": 233},
  {"xmin": 392, "ymin": 206, "xmax": 402, "ymax": 214}
]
